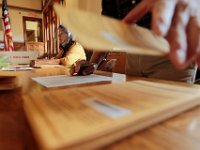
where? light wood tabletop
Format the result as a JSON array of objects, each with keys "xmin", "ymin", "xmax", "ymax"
[{"xmin": 0, "ymin": 68, "xmax": 200, "ymax": 150}]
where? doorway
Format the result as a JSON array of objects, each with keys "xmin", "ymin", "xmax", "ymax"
[{"xmin": 23, "ymin": 16, "xmax": 43, "ymax": 42}]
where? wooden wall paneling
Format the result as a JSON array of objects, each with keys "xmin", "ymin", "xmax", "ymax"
[
  {"xmin": 14, "ymin": 42, "xmax": 26, "ymax": 51},
  {"xmin": 25, "ymin": 42, "xmax": 45, "ymax": 57},
  {"xmin": 43, "ymin": 0, "xmax": 62, "ymax": 57},
  {"xmin": 43, "ymin": 13, "xmax": 46, "ymax": 54},
  {"xmin": 49, "ymin": 7, "xmax": 53, "ymax": 56},
  {"xmin": 56, "ymin": 15, "xmax": 60, "ymax": 54},
  {"xmin": 46, "ymin": 12, "xmax": 50, "ymax": 55},
  {"xmin": 0, "ymin": 41, "xmax": 25, "ymax": 51}
]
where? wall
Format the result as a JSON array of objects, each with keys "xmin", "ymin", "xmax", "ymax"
[
  {"xmin": 65, "ymin": 0, "xmax": 79, "ymax": 9},
  {"xmin": 0, "ymin": 0, "xmax": 42, "ymax": 42},
  {"xmin": 0, "ymin": 0, "xmax": 42, "ymax": 10},
  {"xmin": 0, "ymin": 0, "xmax": 102, "ymax": 45},
  {"xmin": 65, "ymin": 0, "xmax": 102, "ymax": 15}
]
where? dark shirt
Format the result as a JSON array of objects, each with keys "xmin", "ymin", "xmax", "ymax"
[{"xmin": 102, "ymin": 0, "xmax": 151, "ymax": 29}]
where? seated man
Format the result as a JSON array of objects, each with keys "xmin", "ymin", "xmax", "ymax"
[{"xmin": 55, "ymin": 25, "xmax": 86, "ymax": 74}]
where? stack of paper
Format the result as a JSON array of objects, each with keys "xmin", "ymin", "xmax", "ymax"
[{"xmin": 23, "ymin": 80, "xmax": 200, "ymax": 150}]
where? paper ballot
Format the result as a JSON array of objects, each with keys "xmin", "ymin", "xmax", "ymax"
[
  {"xmin": 32, "ymin": 74, "xmax": 113, "ymax": 88},
  {"xmin": 54, "ymin": 4, "xmax": 169, "ymax": 56}
]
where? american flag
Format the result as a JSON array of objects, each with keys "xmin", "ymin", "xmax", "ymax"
[{"xmin": 2, "ymin": 0, "xmax": 14, "ymax": 51}]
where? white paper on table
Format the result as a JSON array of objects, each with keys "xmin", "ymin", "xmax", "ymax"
[
  {"xmin": 32, "ymin": 74, "xmax": 113, "ymax": 88},
  {"xmin": 0, "ymin": 67, "xmax": 33, "ymax": 71}
]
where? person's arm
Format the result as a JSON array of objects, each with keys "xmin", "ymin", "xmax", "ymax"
[
  {"xmin": 70, "ymin": 52, "xmax": 107, "ymax": 76},
  {"xmin": 123, "ymin": 0, "xmax": 200, "ymax": 69},
  {"xmin": 60, "ymin": 43, "xmax": 86, "ymax": 67},
  {"xmin": 54, "ymin": 49, "xmax": 63, "ymax": 59}
]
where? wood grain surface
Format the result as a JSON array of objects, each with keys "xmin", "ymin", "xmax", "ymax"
[
  {"xmin": 54, "ymin": 4, "xmax": 169, "ymax": 56},
  {"xmin": 23, "ymin": 74, "xmax": 200, "ymax": 149},
  {"xmin": 1, "ymin": 68, "xmax": 200, "ymax": 150}
]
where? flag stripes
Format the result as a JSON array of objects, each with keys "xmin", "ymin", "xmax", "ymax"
[{"xmin": 2, "ymin": 0, "xmax": 14, "ymax": 51}]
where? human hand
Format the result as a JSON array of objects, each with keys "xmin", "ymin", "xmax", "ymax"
[
  {"xmin": 123, "ymin": 0, "xmax": 200, "ymax": 69},
  {"xmin": 70, "ymin": 60, "xmax": 97, "ymax": 76}
]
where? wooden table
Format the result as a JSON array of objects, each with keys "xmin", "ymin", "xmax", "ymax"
[{"xmin": 1, "ymin": 68, "xmax": 200, "ymax": 150}]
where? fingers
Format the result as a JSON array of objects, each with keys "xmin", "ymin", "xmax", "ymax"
[
  {"xmin": 69, "ymin": 66, "xmax": 75, "ymax": 76},
  {"xmin": 123, "ymin": 0, "xmax": 200, "ymax": 69},
  {"xmin": 74, "ymin": 60, "xmax": 86, "ymax": 73},
  {"xmin": 186, "ymin": 16, "xmax": 200, "ymax": 64},
  {"xmin": 69, "ymin": 60, "xmax": 86, "ymax": 76},
  {"xmin": 152, "ymin": 0, "xmax": 177, "ymax": 36},
  {"xmin": 70, "ymin": 60, "xmax": 96, "ymax": 76},
  {"xmin": 123, "ymin": 1, "xmax": 151, "ymax": 24},
  {"xmin": 82, "ymin": 65, "xmax": 95, "ymax": 76},
  {"xmin": 167, "ymin": 2, "xmax": 190, "ymax": 69}
]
